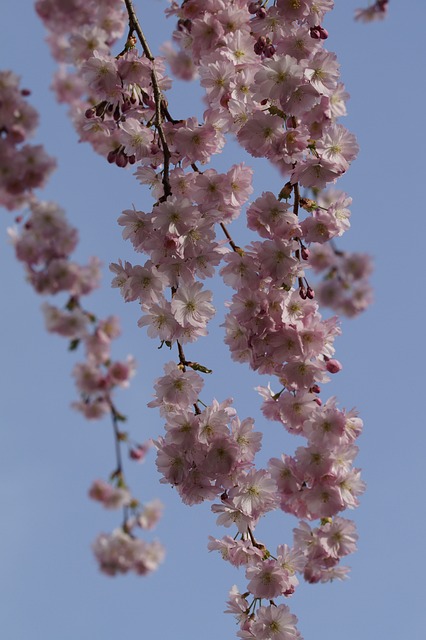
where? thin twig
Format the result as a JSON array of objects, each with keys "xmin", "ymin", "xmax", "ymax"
[{"xmin": 123, "ymin": 0, "xmax": 172, "ymax": 200}]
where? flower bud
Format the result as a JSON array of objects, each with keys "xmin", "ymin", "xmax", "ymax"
[
  {"xmin": 254, "ymin": 38, "xmax": 266, "ymax": 55},
  {"xmin": 115, "ymin": 151, "xmax": 128, "ymax": 168},
  {"xmin": 326, "ymin": 359, "xmax": 342, "ymax": 374},
  {"xmin": 264, "ymin": 44, "xmax": 276, "ymax": 58},
  {"xmin": 107, "ymin": 149, "xmax": 118, "ymax": 164},
  {"xmin": 129, "ymin": 443, "xmax": 150, "ymax": 462}
]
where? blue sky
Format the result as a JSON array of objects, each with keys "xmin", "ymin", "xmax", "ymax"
[{"xmin": 1, "ymin": 2, "xmax": 426, "ymax": 639}]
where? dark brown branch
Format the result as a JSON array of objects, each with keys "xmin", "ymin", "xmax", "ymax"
[{"xmin": 123, "ymin": 0, "xmax": 172, "ymax": 200}]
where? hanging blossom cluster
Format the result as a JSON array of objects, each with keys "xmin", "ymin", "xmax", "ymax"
[
  {"xmin": 4, "ymin": 74, "xmax": 164, "ymax": 578},
  {"xmin": 0, "ymin": 71, "xmax": 56, "ymax": 210},
  {"xmin": 32, "ymin": 0, "xmax": 373, "ymax": 637},
  {"xmin": 308, "ymin": 241, "xmax": 373, "ymax": 318},
  {"xmin": 34, "ymin": 0, "xmax": 372, "ymax": 319}
]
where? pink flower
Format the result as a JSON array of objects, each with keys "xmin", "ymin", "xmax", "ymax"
[
  {"xmin": 317, "ymin": 517, "xmax": 358, "ymax": 559},
  {"xmin": 355, "ymin": 1, "xmax": 388, "ymax": 22},
  {"xmin": 88, "ymin": 479, "xmax": 131, "ymax": 510},
  {"xmin": 253, "ymin": 55, "xmax": 303, "ymax": 104},
  {"xmin": 246, "ymin": 559, "xmax": 291, "ymax": 599},
  {"xmin": 42, "ymin": 303, "xmax": 88, "ymax": 338},
  {"xmin": 230, "ymin": 469, "xmax": 278, "ymax": 517},
  {"xmin": 174, "ymin": 118, "xmax": 222, "ymax": 164},
  {"xmin": 138, "ymin": 300, "xmax": 179, "ymax": 342},
  {"xmin": 171, "ymin": 282, "xmax": 215, "ymax": 328},
  {"xmin": 81, "ymin": 51, "xmax": 120, "ymax": 97},
  {"xmin": 305, "ymin": 51, "xmax": 340, "ymax": 96},
  {"xmin": 203, "ymin": 437, "xmax": 239, "ymax": 477},
  {"xmin": 237, "ymin": 111, "xmax": 284, "ymax": 158},
  {"xmin": 148, "ymin": 362, "xmax": 204, "ymax": 409},
  {"xmin": 137, "ymin": 499, "xmax": 164, "ymax": 530},
  {"xmin": 92, "ymin": 530, "xmax": 165, "ymax": 576},
  {"xmin": 199, "ymin": 57, "xmax": 235, "ymax": 103},
  {"xmin": 316, "ymin": 123, "xmax": 359, "ymax": 170},
  {"xmin": 107, "ymin": 356, "xmax": 136, "ymax": 388},
  {"xmin": 118, "ymin": 119, "xmax": 153, "ymax": 160},
  {"xmin": 291, "ymin": 157, "xmax": 343, "ymax": 189},
  {"xmin": 251, "ymin": 603, "xmax": 300, "ymax": 640}
]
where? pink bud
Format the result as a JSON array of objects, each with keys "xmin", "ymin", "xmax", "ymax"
[
  {"xmin": 301, "ymin": 247, "xmax": 310, "ymax": 260},
  {"xmin": 264, "ymin": 44, "xmax": 276, "ymax": 58},
  {"xmin": 115, "ymin": 151, "xmax": 128, "ymax": 168},
  {"xmin": 314, "ymin": 397, "xmax": 322, "ymax": 406},
  {"xmin": 107, "ymin": 149, "xmax": 118, "ymax": 164},
  {"xmin": 256, "ymin": 7, "xmax": 267, "ymax": 18},
  {"xmin": 129, "ymin": 441, "xmax": 151, "ymax": 462},
  {"xmin": 326, "ymin": 359, "xmax": 342, "ymax": 374},
  {"xmin": 254, "ymin": 39, "xmax": 265, "ymax": 55},
  {"xmin": 129, "ymin": 445, "xmax": 148, "ymax": 461},
  {"xmin": 311, "ymin": 384, "xmax": 321, "ymax": 394},
  {"xmin": 306, "ymin": 286, "xmax": 315, "ymax": 299}
]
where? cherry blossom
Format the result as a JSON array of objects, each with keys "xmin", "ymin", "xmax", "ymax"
[{"xmin": 3, "ymin": 0, "xmax": 385, "ymax": 636}]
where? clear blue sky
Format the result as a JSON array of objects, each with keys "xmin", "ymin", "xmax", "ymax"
[{"xmin": 1, "ymin": 2, "xmax": 425, "ymax": 639}]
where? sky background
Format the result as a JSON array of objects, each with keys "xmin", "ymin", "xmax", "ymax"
[{"xmin": 1, "ymin": 1, "xmax": 426, "ymax": 639}]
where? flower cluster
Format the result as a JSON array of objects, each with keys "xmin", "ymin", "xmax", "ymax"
[
  {"xmin": 161, "ymin": 1, "xmax": 372, "ymax": 315},
  {"xmin": 0, "ymin": 71, "xmax": 56, "ymax": 210},
  {"xmin": 93, "ymin": 2, "xmax": 367, "ymax": 636},
  {"xmin": 89, "ymin": 480, "xmax": 164, "ymax": 576},
  {"xmin": 308, "ymin": 242, "xmax": 373, "ymax": 317},
  {"xmin": 92, "ymin": 529, "xmax": 165, "ymax": 577},
  {"xmin": 111, "ymin": 162, "xmax": 253, "ymax": 343},
  {"xmin": 31, "ymin": 0, "xmax": 373, "ymax": 637},
  {"xmin": 35, "ymin": 0, "xmax": 171, "ymax": 167},
  {"xmin": 10, "ymin": 199, "xmax": 98, "ymax": 297},
  {"xmin": 6, "ymin": 74, "xmax": 163, "ymax": 579},
  {"xmin": 166, "ymin": 0, "xmax": 357, "ymax": 187},
  {"xmin": 10, "ymin": 198, "xmax": 163, "ymax": 575}
]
